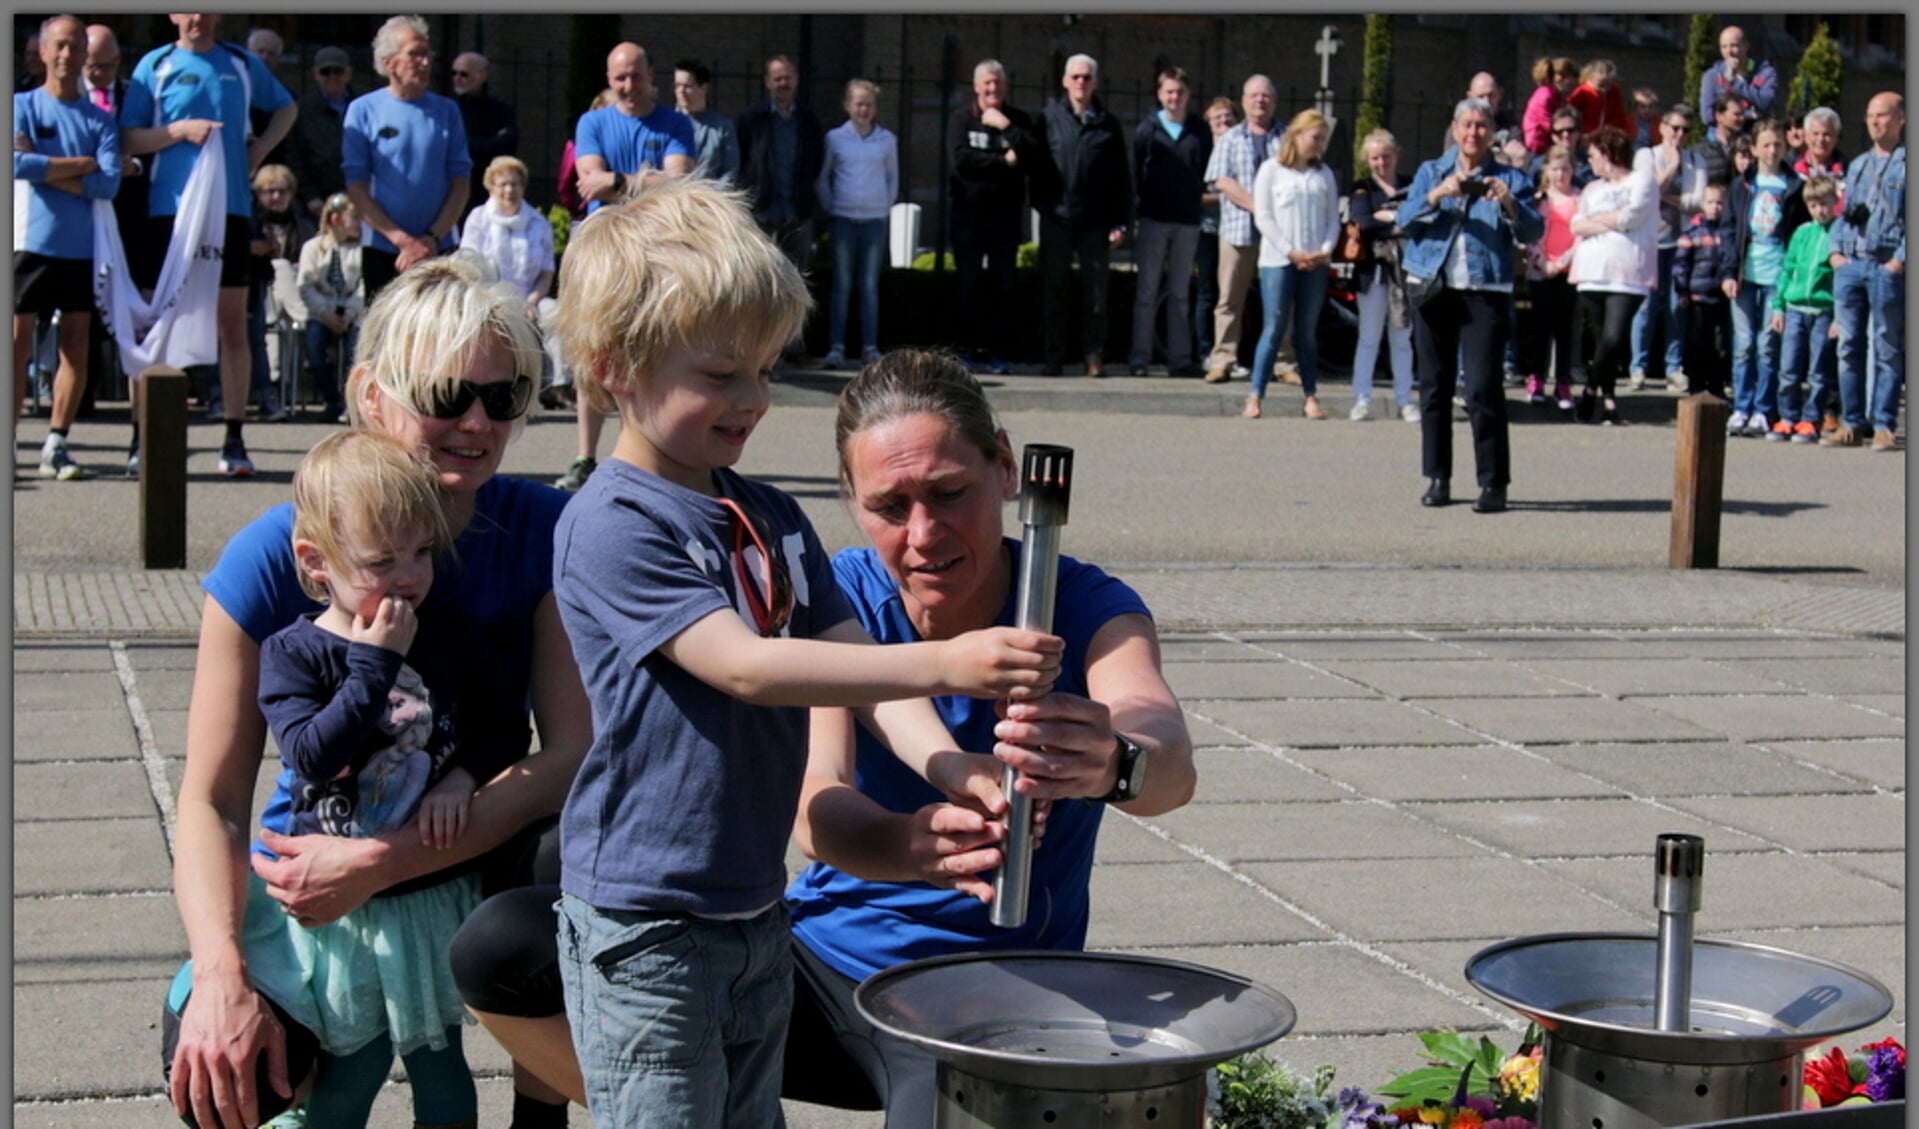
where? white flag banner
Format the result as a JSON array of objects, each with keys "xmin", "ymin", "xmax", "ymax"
[{"xmin": 92, "ymin": 127, "xmax": 227, "ymax": 380}]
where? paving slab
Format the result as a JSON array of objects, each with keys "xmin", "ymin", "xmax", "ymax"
[
  {"xmin": 1127, "ymin": 942, "xmax": 1502, "ymax": 1038},
  {"xmin": 14, "ymin": 708, "xmax": 140, "ymax": 762},
  {"xmin": 1842, "ymin": 693, "xmax": 1905, "ymax": 717},
  {"xmin": 1819, "ymin": 851, "xmax": 1908, "ymax": 889},
  {"xmin": 1145, "ymin": 801, "xmax": 1483, "ymax": 863},
  {"xmin": 144, "ymin": 708, "xmax": 190, "ymax": 761},
  {"xmin": 1198, "ymin": 698, "xmax": 1481, "ymax": 748},
  {"xmin": 15, "ymin": 819, "xmax": 173, "ymax": 896},
  {"xmin": 1629, "ymin": 693, "xmax": 1907, "ymax": 741},
  {"xmin": 1164, "ymin": 659, "xmax": 1380, "ymax": 700},
  {"xmin": 1190, "ymin": 747, "xmax": 1354, "ymax": 803},
  {"xmin": 1086, "ymin": 861, "xmax": 1325, "ymax": 947},
  {"xmin": 13, "ymin": 643, "xmax": 117, "ymax": 672},
  {"xmin": 1427, "ymin": 631, "xmax": 1654, "ymax": 659},
  {"xmin": 1310, "ymin": 658, "xmax": 1592, "ymax": 699},
  {"xmin": 1513, "ymin": 657, "xmax": 1799, "ymax": 697},
  {"xmin": 1159, "ymin": 635, "xmax": 1298, "ymax": 662},
  {"xmin": 1418, "ymin": 694, "xmax": 1723, "ymax": 744},
  {"xmin": 1538, "ymin": 853, "xmax": 1905, "ymax": 930},
  {"xmin": 121, "ymin": 666, "xmax": 197, "ymax": 708},
  {"xmin": 1281, "ymin": 746, "xmax": 1623, "ymax": 802},
  {"xmin": 16, "ymin": 761, "xmax": 161, "ymax": 822},
  {"xmin": 1238, "ymin": 633, "xmax": 1477, "ymax": 661},
  {"xmin": 1762, "ymin": 739, "xmax": 1907, "ymax": 791},
  {"xmin": 1534, "ymin": 741, "xmax": 1878, "ymax": 797},
  {"xmin": 1665, "ymin": 794, "xmax": 1909, "ymax": 853},
  {"xmin": 15, "ymin": 893, "xmax": 187, "ymax": 986},
  {"xmin": 16, "ymin": 979, "xmax": 168, "ymax": 1100},
  {"xmin": 1610, "ymin": 633, "xmax": 1908, "ymax": 659},
  {"xmin": 1712, "ymin": 655, "xmax": 1910, "ymax": 695},
  {"xmin": 12, "ymin": 671, "xmax": 126, "ymax": 710},
  {"xmin": 1089, "ymin": 812, "xmax": 1194, "ymax": 864},
  {"xmin": 1241, "ymin": 858, "xmax": 1649, "ymax": 942},
  {"xmin": 1184, "ymin": 711, "xmax": 1254, "ymax": 747},
  {"xmin": 1401, "ymin": 797, "xmax": 1765, "ymax": 857}
]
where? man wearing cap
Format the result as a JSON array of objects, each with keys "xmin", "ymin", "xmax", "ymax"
[
  {"xmin": 285, "ymin": 46, "xmax": 354, "ymax": 218},
  {"xmin": 451, "ymin": 51, "xmax": 519, "ymax": 171}
]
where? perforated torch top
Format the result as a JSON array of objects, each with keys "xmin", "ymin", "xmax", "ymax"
[
  {"xmin": 1653, "ymin": 832, "xmax": 1705, "ymax": 914},
  {"xmin": 1018, "ymin": 445, "xmax": 1074, "ymax": 528}
]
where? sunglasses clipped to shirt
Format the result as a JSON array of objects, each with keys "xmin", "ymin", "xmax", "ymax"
[
  {"xmin": 419, "ymin": 375, "xmax": 535, "ymax": 421},
  {"xmin": 716, "ymin": 496, "xmax": 795, "ymax": 637}
]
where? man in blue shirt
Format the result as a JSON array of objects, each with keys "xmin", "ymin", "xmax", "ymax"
[
  {"xmin": 673, "ymin": 59, "xmax": 739, "ymax": 186},
  {"xmin": 1823, "ymin": 91, "xmax": 1906, "ymax": 450},
  {"xmin": 12, "ymin": 15, "xmax": 122, "ymax": 481},
  {"xmin": 554, "ymin": 40, "xmax": 696, "ymax": 496},
  {"xmin": 120, "ymin": 12, "xmax": 295, "ymax": 478}
]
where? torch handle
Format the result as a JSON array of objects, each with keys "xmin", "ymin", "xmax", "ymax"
[{"xmin": 989, "ymin": 445, "xmax": 1073, "ymax": 930}]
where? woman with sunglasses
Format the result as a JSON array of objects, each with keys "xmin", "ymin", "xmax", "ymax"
[{"xmin": 162, "ymin": 255, "xmax": 590, "ymax": 1129}]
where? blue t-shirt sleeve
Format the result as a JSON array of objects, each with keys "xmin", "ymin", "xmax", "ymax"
[
  {"xmin": 554, "ymin": 487, "xmax": 733, "ymax": 668},
  {"xmin": 340, "ymin": 95, "xmax": 371, "ymax": 185},
  {"xmin": 120, "ymin": 57, "xmax": 158, "ymax": 128},
  {"xmin": 12, "ymin": 96, "xmax": 45, "ymax": 181},
  {"xmin": 575, "ymin": 110, "xmax": 604, "ymax": 161},
  {"xmin": 201, "ymin": 504, "xmax": 324, "ymax": 643}
]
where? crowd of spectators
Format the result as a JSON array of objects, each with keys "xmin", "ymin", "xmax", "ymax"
[{"xmin": 15, "ymin": 15, "xmax": 1907, "ymax": 486}]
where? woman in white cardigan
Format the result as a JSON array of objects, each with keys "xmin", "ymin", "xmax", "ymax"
[
  {"xmin": 294, "ymin": 193, "xmax": 366, "ymax": 421},
  {"xmin": 458, "ymin": 156, "xmax": 556, "ymax": 320},
  {"xmin": 1568, "ymin": 125, "xmax": 1658, "ymax": 426},
  {"xmin": 1246, "ymin": 108, "xmax": 1341, "ymax": 419}
]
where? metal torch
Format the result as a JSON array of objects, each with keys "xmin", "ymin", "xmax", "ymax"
[
  {"xmin": 1652, "ymin": 832, "xmax": 1704, "ymax": 1032},
  {"xmin": 989, "ymin": 444, "xmax": 1074, "ymax": 930}
]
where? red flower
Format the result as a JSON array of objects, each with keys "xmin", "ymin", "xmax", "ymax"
[{"xmin": 1806, "ymin": 1048, "xmax": 1861, "ymax": 1107}]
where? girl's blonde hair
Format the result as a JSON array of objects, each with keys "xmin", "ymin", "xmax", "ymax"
[
  {"xmin": 1580, "ymin": 59, "xmax": 1616, "ymax": 87},
  {"xmin": 290, "ymin": 430, "xmax": 453, "ymax": 602},
  {"xmin": 345, "ymin": 255, "xmax": 543, "ymax": 437},
  {"xmin": 1278, "ymin": 108, "xmax": 1330, "ymax": 169},
  {"xmin": 1360, "ymin": 128, "xmax": 1398, "ymax": 158},
  {"xmin": 483, "ymin": 155, "xmax": 529, "ymax": 190},
  {"xmin": 251, "ymin": 163, "xmax": 296, "ymax": 194},
  {"xmin": 552, "ymin": 176, "xmax": 810, "ymax": 414},
  {"xmin": 844, "ymin": 78, "xmax": 880, "ymax": 104},
  {"xmin": 318, "ymin": 193, "xmax": 360, "ymax": 247}
]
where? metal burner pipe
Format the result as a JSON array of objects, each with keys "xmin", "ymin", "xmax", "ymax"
[
  {"xmin": 990, "ymin": 445, "xmax": 1073, "ymax": 930},
  {"xmin": 1653, "ymin": 832, "xmax": 1705, "ymax": 1032}
]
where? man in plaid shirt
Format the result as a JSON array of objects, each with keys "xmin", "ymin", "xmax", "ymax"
[{"xmin": 1203, "ymin": 74, "xmax": 1281, "ymax": 383}]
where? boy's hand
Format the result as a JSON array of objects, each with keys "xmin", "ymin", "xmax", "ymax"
[
  {"xmin": 1770, "ymin": 312, "xmax": 1784, "ymax": 334},
  {"xmin": 1828, "ymin": 321, "xmax": 1840, "ymax": 340},
  {"xmin": 940, "ymin": 627, "xmax": 1062, "ymax": 700},
  {"xmin": 350, "ymin": 596, "xmax": 417, "ymax": 656},
  {"xmin": 417, "ymin": 768, "xmax": 475, "ymax": 849},
  {"xmin": 1721, "ymin": 278, "xmax": 1739, "ymax": 300}
]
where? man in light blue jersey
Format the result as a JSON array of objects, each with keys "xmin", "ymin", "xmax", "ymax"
[
  {"xmin": 120, "ymin": 12, "xmax": 295, "ymax": 478},
  {"xmin": 13, "ymin": 14, "xmax": 122, "ymax": 480}
]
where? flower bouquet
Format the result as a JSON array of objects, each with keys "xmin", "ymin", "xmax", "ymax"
[
  {"xmin": 1803, "ymin": 1037, "xmax": 1905, "ymax": 1109},
  {"xmin": 1340, "ymin": 1028, "xmax": 1544, "ymax": 1129}
]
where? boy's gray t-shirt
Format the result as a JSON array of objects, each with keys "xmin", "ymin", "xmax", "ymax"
[{"xmin": 554, "ymin": 461, "xmax": 855, "ymax": 916}]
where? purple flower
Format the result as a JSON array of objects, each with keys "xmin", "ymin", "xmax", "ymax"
[
  {"xmin": 1866, "ymin": 1045, "xmax": 1905, "ymax": 1102},
  {"xmin": 1462, "ymin": 1096, "xmax": 1497, "ymax": 1118}
]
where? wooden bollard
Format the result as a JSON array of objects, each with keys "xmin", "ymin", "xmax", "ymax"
[
  {"xmin": 139, "ymin": 365, "xmax": 189, "ymax": 569},
  {"xmin": 1670, "ymin": 391, "xmax": 1730, "ymax": 569}
]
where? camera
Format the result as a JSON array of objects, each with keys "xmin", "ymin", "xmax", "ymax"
[
  {"xmin": 1844, "ymin": 203, "xmax": 1872, "ymax": 228},
  {"xmin": 1458, "ymin": 178, "xmax": 1491, "ymax": 199}
]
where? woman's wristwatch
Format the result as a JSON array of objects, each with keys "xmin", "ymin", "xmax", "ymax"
[{"xmin": 1094, "ymin": 733, "xmax": 1149, "ymax": 804}]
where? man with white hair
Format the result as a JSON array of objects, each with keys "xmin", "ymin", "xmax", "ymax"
[
  {"xmin": 451, "ymin": 50, "xmax": 519, "ymax": 171},
  {"xmin": 947, "ymin": 57, "xmax": 1036, "ymax": 375},
  {"xmin": 1031, "ymin": 52, "xmax": 1131, "ymax": 376}
]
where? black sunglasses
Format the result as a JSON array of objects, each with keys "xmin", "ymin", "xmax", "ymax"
[
  {"xmin": 420, "ymin": 375, "xmax": 534, "ymax": 421},
  {"xmin": 1552, "ymin": 126, "xmax": 1578, "ymax": 135},
  {"xmin": 317, "ymin": 66, "xmax": 345, "ymax": 77}
]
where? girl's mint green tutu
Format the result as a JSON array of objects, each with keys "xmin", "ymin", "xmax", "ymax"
[{"xmin": 241, "ymin": 869, "xmax": 479, "ymax": 1057}]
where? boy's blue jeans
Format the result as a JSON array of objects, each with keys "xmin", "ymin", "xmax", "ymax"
[
  {"xmin": 1631, "ymin": 245, "xmax": 1685, "ymax": 378},
  {"xmin": 1777, "ymin": 307, "xmax": 1836, "ymax": 426},
  {"xmin": 1730, "ymin": 281, "xmax": 1780, "ymax": 419},
  {"xmin": 830, "ymin": 216, "xmax": 888, "ymax": 354},
  {"xmin": 1832, "ymin": 257, "xmax": 1906, "ymax": 430},
  {"xmin": 558, "ymin": 893, "xmax": 791, "ymax": 1128}
]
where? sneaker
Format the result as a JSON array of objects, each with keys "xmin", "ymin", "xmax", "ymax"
[
  {"xmin": 217, "ymin": 440, "xmax": 254, "ymax": 478},
  {"xmin": 1791, "ymin": 420, "xmax": 1818, "ymax": 444},
  {"xmin": 1229, "ymin": 363, "xmax": 1251, "ymax": 379},
  {"xmin": 1525, "ymin": 375, "xmax": 1545, "ymax": 404},
  {"xmin": 1554, "ymin": 381, "xmax": 1574, "ymax": 410},
  {"xmin": 554, "ymin": 456, "xmax": 596, "ymax": 493},
  {"xmin": 1726, "ymin": 411, "xmax": 1749, "ymax": 436},
  {"xmin": 822, "ymin": 348, "xmax": 847, "ymax": 371},
  {"xmin": 1399, "ymin": 403, "xmax": 1422, "ymax": 423},
  {"xmin": 1871, "ymin": 429, "xmax": 1898, "ymax": 452},
  {"xmin": 1452, "ymin": 393, "xmax": 1467, "ymax": 409},
  {"xmin": 1203, "ymin": 366, "xmax": 1232, "ymax": 384},
  {"xmin": 1128, "ymin": 363, "xmax": 1149, "ymax": 377},
  {"xmin": 1349, "ymin": 397, "xmax": 1372, "ymax": 421},
  {"xmin": 1767, "ymin": 419, "xmax": 1793, "ymax": 442},
  {"xmin": 1743, "ymin": 412, "xmax": 1770, "ymax": 438},
  {"xmin": 1628, "ymin": 368, "xmax": 1647, "ymax": 391},
  {"xmin": 861, "ymin": 346, "xmax": 883, "ymax": 367},
  {"xmin": 1667, "ymin": 369, "xmax": 1689, "ymax": 394},
  {"xmin": 38, "ymin": 442, "xmax": 87, "ymax": 481},
  {"xmin": 1820, "ymin": 425, "xmax": 1863, "ymax": 448}
]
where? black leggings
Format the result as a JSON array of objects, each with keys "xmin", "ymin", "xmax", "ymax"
[
  {"xmin": 1578, "ymin": 289, "xmax": 1645, "ymax": 401},
  {"xmin": 447, "ymin": 886, "xmax": 934, "ymax": 1125},
  {"xmin": 1518, "ymin": 275, "xmax": 1576, "ymax": 386}
]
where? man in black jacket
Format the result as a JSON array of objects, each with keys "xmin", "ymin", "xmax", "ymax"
[
  {"xmin": 736, "ymin": 54, "xmax": 826, "ymax": 279},
  {"xmin": 452, "ymin": 52, "xmax": 519, "ymax": 172},
  {"xmin": 947, "ymin": 58, "xmax": 1036, "ymax": 374},
  {"xmin": 1129, "ymin": 66, "xmax": 1210, "ymax": 375},
  {"xmin": 1032, "ymin": 53, "xmax": 1131, "ymax": 376},
  {"xmin": 284, "ymin": 45, "xmax": 355, "ymax": 219}
]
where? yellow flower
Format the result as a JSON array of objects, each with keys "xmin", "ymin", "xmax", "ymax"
[
  {"xmin": 1417, "ymin": 1107, "xmax": 1450, "ymax": 1124},
  {"xmin": 1496, "ymin": 1050, "xmax": 1542, "ymax": 1101}
]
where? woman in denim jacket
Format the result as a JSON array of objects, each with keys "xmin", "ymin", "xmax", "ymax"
[{"xmin": 1396, "ymin": 97, "xmax": 1544, "ymax": 515}]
